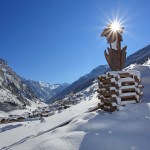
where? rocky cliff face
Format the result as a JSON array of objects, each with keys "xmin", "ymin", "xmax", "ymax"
[{"xmin": 0, "ymin": 58, "xmax": 40, "ymax": 111}]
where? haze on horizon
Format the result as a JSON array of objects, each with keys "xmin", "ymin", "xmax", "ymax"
[{"xmin": 0, "ymin": 0, "xmax": 150, "ymax": 84}]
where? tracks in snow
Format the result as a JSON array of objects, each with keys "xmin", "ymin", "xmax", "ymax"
[{"xmin": 1, "ymin": 105, "xmax": 100, "ymax": 150}]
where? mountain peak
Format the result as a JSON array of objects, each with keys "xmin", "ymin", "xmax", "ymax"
[
  {"xmin": 24, "ymin": 79, "xmax": 69, "ymax": 101},
  {"xmin": 0, "ymin": 58, "xmax": 7, "ymax": 66}
]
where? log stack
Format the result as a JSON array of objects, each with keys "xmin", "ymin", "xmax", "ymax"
[{"xmin": 97, "ymin": 70, "xmax": 144, "ymax": 112}]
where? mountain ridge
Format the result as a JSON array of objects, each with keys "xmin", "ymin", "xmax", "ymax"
[
  {"xmin": 0, "ymin": 57, "xmax": 69, "ymax": 111},
  {"xmin": 46, "ymin": 65, "xmax": 109, "ymax": 103},
  {"xmin": 0, "ymin": 58, "xmax": 42, "ymax": 111},
  {"xmin": 23, "ymin": 79, "xmax": 69, "ymax": 101}
]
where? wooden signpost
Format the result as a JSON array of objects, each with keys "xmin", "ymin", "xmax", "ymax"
[{"xmin": 97, "ymin": 21, "xmax": 143, "ymax": 112}]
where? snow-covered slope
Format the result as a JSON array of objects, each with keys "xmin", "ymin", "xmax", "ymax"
[
  {"xmin": 23, "ymin": 79, "xmax": 69, "ymax": 101},
  {"xmin": 0, "ymin": 92, "xmax": 99, "ymax": 149},
  {"xmin": 0, "ymin": 92, "xmax": 150, "ymax": 150}
]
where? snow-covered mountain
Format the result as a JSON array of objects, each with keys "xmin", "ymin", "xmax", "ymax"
[
  {"xmin": 0, "ymin": 58, "xmax": 46, "ymax": 111},
  {"xmin": 125, "ymin": 44, "xmax": 150, "ymax": 66},
  {"xmin": 47, "ymin": 44, "xmax": 150, "ymax": 104},
  {"xmin": 23, "ymin": 79, "xmax": 69, "ymax": 101},
  {"xmin": 46, "ymin": 65, "xmax": 109, "ymax": 103}
]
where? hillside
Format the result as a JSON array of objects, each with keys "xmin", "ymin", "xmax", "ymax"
[{"xmin": 125, "ymin": 45, "xmax": 150, "ymax": 66}]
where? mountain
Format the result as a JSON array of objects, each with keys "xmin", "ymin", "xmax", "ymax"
[
  {"xmin": 23, "ymin": 79, "xmax": 69, "ymax": 101},
  {"xmin": 46, "ymin": 44, "xmax": 150, "ymax": 103},
  {"xmin": 125, "ymin": 45, "xmax": 150, "ymax": 66},
  {"xmin": 0, "ymin": 58, "xmax": 46, "ymax": 111},
  {"xmin": 46, "ymin": 65, "xmax": 109, "ymax": 103}
]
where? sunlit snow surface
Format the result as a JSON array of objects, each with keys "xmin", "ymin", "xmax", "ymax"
[{"xmin": 0, "ymin": 94, "xmax": 150, "ymax": 150}]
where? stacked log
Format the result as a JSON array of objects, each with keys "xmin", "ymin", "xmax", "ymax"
[{"xmin": 97, "ymin": 70, "xmax": 143, "ymax": 112}]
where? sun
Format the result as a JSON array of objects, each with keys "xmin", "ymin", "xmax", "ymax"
[{"xmin": 110, "ymin": 21, "xmax": 122, "ymax": 32}]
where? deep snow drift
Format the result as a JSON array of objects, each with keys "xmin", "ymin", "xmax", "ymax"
[{"xmin": 16, "ymin": 103, "xmax": 150, "ymax": 150}]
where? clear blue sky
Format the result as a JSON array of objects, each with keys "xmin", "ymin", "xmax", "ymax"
[{"xmin": 0, "ymin": 0, "xmax": 150, "ymax": 84}]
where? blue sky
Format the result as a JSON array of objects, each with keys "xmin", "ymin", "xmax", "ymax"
[{"xmin": 0, "ymin": 0, "xmax": 150, "ymax": 84}]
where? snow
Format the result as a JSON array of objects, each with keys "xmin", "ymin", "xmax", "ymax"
[
  {"xmin": 38, "ymin": 81, "xmax": 60, "ymax": 89},
  {"xmin": 120, "ymin": 77, "xmax": 135, "ymax": 82},
  {"xmin": 8, "ymin": 109, "xmax": 31, "ymax": 116},
  {"xmin": 0, "ymin": 89, "xmax": 150, "ymax": 150},
  {"xmin": 0, "ymin": 111, "xmax": 8, "ymax": 118},
  {"xmin": 143, "ymin": 59, "xmax": 150, "ymax": 66},
  {"xmin": 125, "ymin": 64, "xmax": 137, "ymax": 70},
  {"xmin": 120, "ymin": 100, "xmax": 136, "ymax": 105},
  {"xmin": 0, "ymin": 88, "xmax": 23, "ymax": 105},
  {"xmin": 129, "ymin": 70, "xmax": 141, "ymax": 79},
  {"xmin": 0, "ymin": 93, "xmax": 99, "ymax": 150},
  {"xmin": 1, "ymin": 102, "xmax": 149, "ymax": 150}
]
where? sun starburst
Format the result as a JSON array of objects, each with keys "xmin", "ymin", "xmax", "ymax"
[
  {"xmin": 110, "ymin": 21, "xmax": 122, "ymax": 32},
  {"xmin": 101, "ymin": 18, "xmax": 124, "ymax": 43}
]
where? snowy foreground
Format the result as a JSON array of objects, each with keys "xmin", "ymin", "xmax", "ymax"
[{"xmin": 0, "ymin": 93, "xmax": 150, "ymax": 150}]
